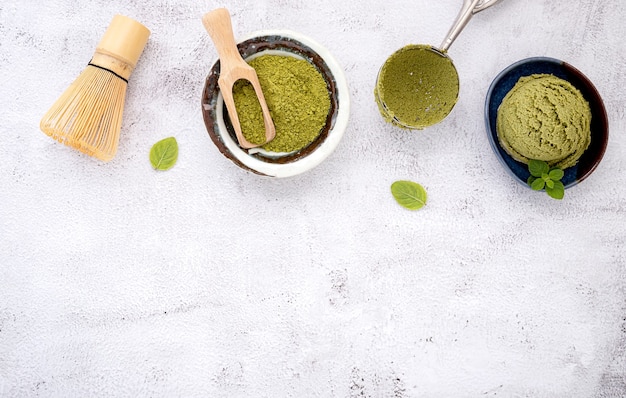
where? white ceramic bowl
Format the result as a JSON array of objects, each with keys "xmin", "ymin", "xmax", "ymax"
[{"xmin": 201, "ymin": 30, "xmax": 350, "ymax": 178}]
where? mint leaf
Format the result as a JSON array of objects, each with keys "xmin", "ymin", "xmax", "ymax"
[
  {"xmin": 531, "ymin": 178, "xmax": 545, "ymax": 191},
  {"xmin": 527, "ymin": 159, "xmax": 566, "ymax": 199},
  {"xmin": 150, "ymin": 137, "xmax": 179, "ymax": 170},
  {"xmin": 546, "ymin": 181, "xmax": 565, "ymax": 200},
  {"xmin": 549, "ymin": 168, "xmax": 564, "ymax": 181},
  {"xmin": 391, "ymin": 180, "xmax": 427, "ymax": 211},
  {"xmin": 529, "ymin": 159, "xmax": 549, "ymax": 177}
]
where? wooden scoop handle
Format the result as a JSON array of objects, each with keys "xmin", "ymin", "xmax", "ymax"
[
  {"xmin": 202, "ymin": 8, "xmax": 245, "ymax": 70},
  {"xmin": 202, "ymin": 8, "xmax": 276, "ymax": 149}
]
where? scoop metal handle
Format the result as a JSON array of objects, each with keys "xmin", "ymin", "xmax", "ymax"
[
  {"xmin": 473, "ymin": 0, "xmax": 502, "ymax": 13},
  {"xmin": 440, "ymin": 0, "xmax": 502, "ymax": 52}
]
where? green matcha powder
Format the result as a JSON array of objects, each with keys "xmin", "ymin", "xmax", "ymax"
[
  {"xmin": 232, "ymin": 54, "xmax": 330, "ymax": 153},
  {"xmin": 375, "ymin": 44, "xmax": 459, "ymax": 129}
]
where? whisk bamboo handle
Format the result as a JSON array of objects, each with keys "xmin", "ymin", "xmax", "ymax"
[{"xmin": 92, "ymin": 15, "xmax": 150, "ymax": 81}]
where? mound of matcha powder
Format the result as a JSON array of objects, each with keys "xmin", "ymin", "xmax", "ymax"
[
  {"xmin": 496, "ymin": 74, "xmax": 592, "ymax": 169},
  {"xmin": 232, "ymin": 54, "xmax": 330, "ymax": 153}
]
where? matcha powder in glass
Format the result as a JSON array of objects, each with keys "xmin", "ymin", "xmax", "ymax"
[{"xmin": 232, "ymin": 54, "xmax": 331, "ymax": 153}]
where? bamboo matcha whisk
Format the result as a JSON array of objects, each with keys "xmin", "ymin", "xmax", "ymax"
[{"xmin": 40, "ymin": 15, "xmax": 150, "ymax": 161}]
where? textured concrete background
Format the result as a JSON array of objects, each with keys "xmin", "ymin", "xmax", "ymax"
[{"xmin": 1, "ymin": 0, "xmax": 625, "ymax": 397}]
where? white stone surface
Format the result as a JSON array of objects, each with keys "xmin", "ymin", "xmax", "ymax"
[{"xmin": 1, "ymin": 0, "xmax": 625, "ymax": 397}]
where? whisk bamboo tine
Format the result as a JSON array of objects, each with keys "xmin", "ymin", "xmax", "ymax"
[{"xmin": 40, "ymin": 15, "xmax": 150, "ymax": 161}]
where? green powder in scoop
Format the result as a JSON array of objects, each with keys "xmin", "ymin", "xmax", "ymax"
[
  {"xmin": 375, "ymin": 45, "xmax": 459, "ymax": 129},
  {"xmin": 232, "ymin": 54, "xmax": 330, "ymax": 153},
  {"xmin": 496, "ymin": 74, "xmax": 591, "ymax": 169}
]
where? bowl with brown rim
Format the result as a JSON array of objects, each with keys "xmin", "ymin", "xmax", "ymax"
[{"xmin": 201, "ymin": 29, "xmax": 350, "ymax": 178}]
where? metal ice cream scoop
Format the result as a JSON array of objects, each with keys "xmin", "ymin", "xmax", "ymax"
[{"xmin": 375, "ymin": 0, "xmax": 503, "ymax": 130}]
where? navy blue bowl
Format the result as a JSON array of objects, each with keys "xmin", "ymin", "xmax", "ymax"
[{"xmin": 485, "ymin": 57, "xmax": 608, "ymax": 188}]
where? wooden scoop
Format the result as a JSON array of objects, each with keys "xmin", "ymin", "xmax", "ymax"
[{"xmin": 202, "ymin": 8, "xmax": 275, "ymax": 149}]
